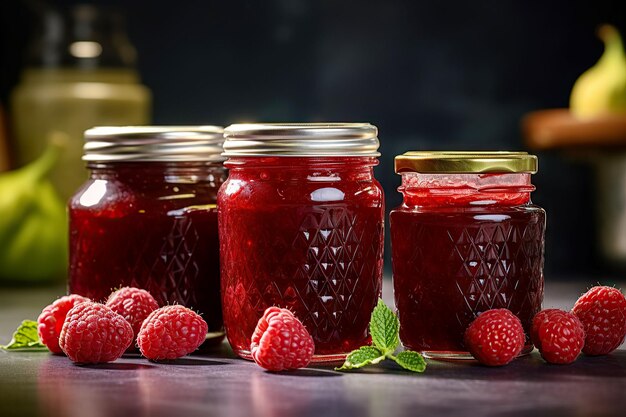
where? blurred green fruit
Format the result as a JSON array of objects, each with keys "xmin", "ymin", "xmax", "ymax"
[
  {"xmin": 570, "ymin": 25, "xmax": 626, "ymax": 118},
  {"xmin": 0, "ymin": 133, "xmax": 68, "ymax": 284}
]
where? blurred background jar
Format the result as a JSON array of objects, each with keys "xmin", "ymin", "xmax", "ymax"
[{"xmin": 10, "ymin": 4, "xmax": 151, "ymax": 200}]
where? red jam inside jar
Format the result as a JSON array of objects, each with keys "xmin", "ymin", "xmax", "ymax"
[
  {"xmin": 68, "ymin": 126, "xmax": 226, "ymax": 345},
  {"xmin": 219, "ymin": 124, "xmax": 384, "ymax": 362},
  {"xmin": 390, "ymin": 152, "xmax": 545, "ymax": 359}
]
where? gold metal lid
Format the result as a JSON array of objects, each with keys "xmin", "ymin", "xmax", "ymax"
[
  {"xmin": 83, "ymin": 126, "xmax": 225, "ymax": 162},
  {"xmin": 394, "ymin": 151, "xmax": 538, "ymax": 174},
  {"xmin": 222, "ymin": 123, "xmax": 380, "ymax": 157}
]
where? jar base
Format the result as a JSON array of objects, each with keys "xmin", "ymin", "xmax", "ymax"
[
  {"xmin": 420, "ymin": 344, "xmax": 534, "ymax": 361},
  {"xmin": 235, "ymin": 349, "xmax": 348, "ymax": 364}
]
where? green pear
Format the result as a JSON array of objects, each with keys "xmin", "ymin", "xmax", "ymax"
[
  {"xmin": 570, "ymin": 25, "xmax": 626, "ymax": 118},
  {"xmin": 0, "ymin": 133, "xmax": 68, "ymax": 284}
]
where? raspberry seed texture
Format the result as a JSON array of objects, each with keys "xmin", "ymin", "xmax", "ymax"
[
  {"xmin": 37, "ymin": 294, "xmax": 90, "ymax": 354},
  {"xmin": 106, "ymin": 287, "xmax": 159, "ymax": 340},
  {"xmin": 59, "ymin": 302, "xmax": 133, "ymax": 363},
  {"xmin": 531, "ymin": 308, "xmax": 561, "ymax": 351},
  {"xmin": 532, "ymin": 309, "xmax": 585, "ymax": 364},
  {"xmin": 572, "ymin": 286, "xmax": 626, "ymax": 355},
  {"xmin": 464, "ymin": 309, "xmax": 525, "ymax": 367},
  {"xmin": 137, "ymin": 305, "xmax": 208, "ymax": 361},
  {"xmin": 251, "ymin": 307, "xmax": 315, "ymax": 371}
]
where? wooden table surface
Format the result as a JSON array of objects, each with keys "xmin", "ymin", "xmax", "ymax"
[{"xmin": 1, "ymin": 281, "xmax": 625, "ymax": 417}]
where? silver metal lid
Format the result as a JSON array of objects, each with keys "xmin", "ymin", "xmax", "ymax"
[
  {"xmin": 83, "ymin": 126, "xmax": 225, "ymax": 162},
  {"xmin": 222, "ymin": 123, "xmax": 380, "ymax": 157}
]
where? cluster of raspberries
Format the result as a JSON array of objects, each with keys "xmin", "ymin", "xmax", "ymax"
[
  {"xmin": 464, "ymin": 286, "xmax": 626, "ymax": 366},
  {"xmin": 247, "ymin": 285, "xmax": 626, "ymax": 371},
  {"xmin": 37, "ymin": 287, "xmax": 208, "ymax": 364},
  {"xmin": 34, "ymin": 284, "xmax": 625, "ymax": 371}
]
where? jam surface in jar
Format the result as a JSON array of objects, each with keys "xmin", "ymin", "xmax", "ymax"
[
  {"xmin": 69, "ymin": 127, "xmax": 226, "ymax": 344},
  {"xmin": 391, "ymin": 153, "xmax": 545, "ymax": 359},
  {"xmin": 220, "ymin": 154, "xmax": 384, "ymax": 361}
]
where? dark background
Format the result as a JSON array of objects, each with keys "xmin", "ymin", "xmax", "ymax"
[{"xmin": 2, "ymin": 0, "xmax": 626, "ymax": 278}]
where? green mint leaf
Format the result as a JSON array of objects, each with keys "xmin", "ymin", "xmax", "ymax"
[
  {"xmin": 393, "ymin": 350, "xmax": 426, "ymax": 373},
  {"xmin": 335, "ymin": 301, "xmax": 428, "ymax": 374},
  {"xmin": 1, "ymin": 320, "xmax": 47, "ymax": 351},
  {"xmin": 335, "ymin": 346, "xmax": 385, "ymax": 370},
  {"xmin": 370, "ymin": 298, "xmax": 399, "ymax": 354}
]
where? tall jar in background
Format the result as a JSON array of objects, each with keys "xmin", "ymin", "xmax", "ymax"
[
  {"xmin": 219, "ymin": 123, "xmax": 385, "ymax": 362},
  {"xmin": 69, "ymin": 126, "xmax": 225, "ymax": 346},
  {"xmin": 390, "ymin": 152, "xmax": 546, "ymax": 359},
  {"xmin": 10, "ymin": 5, "xmax": 151, "ymax": 200}
]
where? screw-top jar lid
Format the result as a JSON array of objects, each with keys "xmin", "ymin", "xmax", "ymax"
[
  {"xmin": 222, "ymin": 123, "xmax": 380, "ymax": 157},
  {"xmin": 394, "ymin": 151, "xmax": 538, "ymax": 174},
  {"xmin": 83, "ymin": 126, "xmax": 225, "ymax": 162}
]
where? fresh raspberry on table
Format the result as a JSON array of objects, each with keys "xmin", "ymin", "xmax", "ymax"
[
  {"xmin": 106, "ymin": 287, "xmax": 159, "ymax": 340},
  {"xmin": 532, "ymin": 309, "xmax": 585, "ymax": 364},
  {"xmin": 572, "ymin": 286, "xmax": 626, "ymax": 356},
  {"xmin": 250, "ymin": 307, "xmax": 315, "ymax": 371},
  {"xmin": 137, "ymin": 305, "xmax": 208, "ymax": 361},
  {"xmin": 37, "ymin": 294, "xmax": 90, "ymax": 354},
  {"xmin": 531, "ymin": 309, "xmax": 562, "ymax": 350},
  {"xmin": 59, "ymin": 302, "xmax": 133, "ymax": 363},
  {"xmin": 464, "ymin": 309, "xmax": 525, "ymax": 366}
]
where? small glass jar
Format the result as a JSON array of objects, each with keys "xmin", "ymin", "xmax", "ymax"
[
  {"xmin": 390, "ymin": 152, "xmax": 546, "ymax": 359},
  {"xmin": 68, "ymin": 126, "xmax": 226, "ymax": 345},
  {"xmin": 219, "ymin": 123, "xmax": 385, "ymax": 362}
]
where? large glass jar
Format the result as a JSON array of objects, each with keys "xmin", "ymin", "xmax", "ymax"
[
  {"xmin": 390, "ymin": 152, "xmax": 546, "ymax": 359},
  {"xmin": 219, "ymin": 123, "xmax": 385, "ymax": 362},
  {"xmin": 69, "ymin": 126, "xmax": 225, "ymax": 345}
]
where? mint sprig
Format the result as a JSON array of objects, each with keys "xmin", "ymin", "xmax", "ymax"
[
  {"xmin": 370, "ymin": 299, "xmax": 399, "ymax": 353},
  {"xmin": 394, "ymin": 350, "xmax": 426, "ymax": 372},
  {"xmin": 0, "ymin": 320, "xmax": 47, "ymax": 351},
  {"xmin": 336, "ymin": 346, "xmax": 385, "ymax": 370},
  {"xmin": 335, "ymin": 299, "xmax": 426, "ymax": 373}
]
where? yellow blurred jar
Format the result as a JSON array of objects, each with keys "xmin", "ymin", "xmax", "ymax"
[{"xmin": 10, "ymin": 6, "xmax": 151, "ymax": 200}]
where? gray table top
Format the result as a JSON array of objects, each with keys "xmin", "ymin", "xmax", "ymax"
[{"xmin": 1, "ymin": 281, "xmax": 625, "ymax": 417}]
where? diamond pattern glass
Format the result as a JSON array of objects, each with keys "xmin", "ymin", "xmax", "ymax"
[
  {"xmin": 219, "ymin": 157, "xmax": 384, "ymax": 361},
  {"xmin": 69, "ymin": 163, "xmax": 225, "ymax": 341},
  {"xmin": 392, "ymin": 207, "xmax": 545, "ymax": 354}
]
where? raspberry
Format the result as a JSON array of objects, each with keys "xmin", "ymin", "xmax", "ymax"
[
  {"xmin": 250, "ymin": 307, "xmax": 315, "ymax": 371},
  {"xmin": 37, "ymin": 294, "xmax": 90, "ymax": 354},
  {"xmin": 464, "ymin": 309, "xmax": 525, "ymax": 366},
  {"xmin": 531, "ymin": 308, "xmax": 561, "ymax": 350},
  {"xmin": 532, "ymin": 309, "xmax": 585, "ymax": 364},
  {"xmin": 137, "ymin": 305, "xmax": 208, "ymax": 361},
  {"xmin": 106, "ymin": 287, "xmax": 159, "ymax": 340},
  {"xmin": 59, "ymin": 302, "xmax": 133, "ymax": 363},
  {"xmin": 572, "ymin": 286, "xmax": 626, "ymax": 355}
]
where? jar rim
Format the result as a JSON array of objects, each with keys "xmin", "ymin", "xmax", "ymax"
[
  {"xmin": 83, "ymin": 126, "xmax": 225, "ymax": 162},
  {"xmin": 222, "ymin": 123, "xmax": 380, "ymax": 157},
  {"xmin": 394, "ymin": 151, "xmax": 538, "ymax": 174}
]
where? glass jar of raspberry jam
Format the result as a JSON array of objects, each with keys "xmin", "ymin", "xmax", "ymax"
[
  {"xmin": 69, "ymin": 126, "xmax": 226, "ymax": 346},
  {"xmin": 390, "ymin": 152, "xmax": 545, "ymax": 359},
  {"xmin": 219, "ymin": 123, "xmax": 385, "ymax": 362}
]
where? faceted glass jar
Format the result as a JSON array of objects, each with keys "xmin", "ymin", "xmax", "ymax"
[
  {"xmin": 219, "ymin": 156, "xmax": 385, "ymax": 362},
  {"xmin": 391, "ymin": 169, "xmax": 545, "ymax": 359},
  {"xmin": 69, "ymin": 161, "xmax": 226, "ymax": 346}
]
